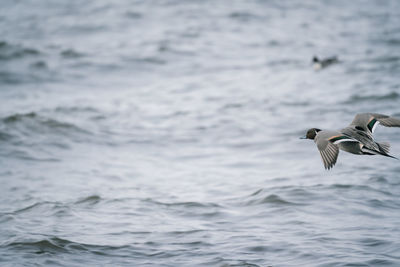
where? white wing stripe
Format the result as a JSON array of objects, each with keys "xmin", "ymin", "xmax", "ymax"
[
  {"xmin": 372, "ymin": 120, "xmax": 380, "ymax": 133},
  {"xmin": 332, "ymin": 138, "xmax": 358, "ymax": 144}
]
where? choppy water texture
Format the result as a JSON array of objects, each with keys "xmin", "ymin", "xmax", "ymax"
[{"xmin": 1, "ymin": 0, "xmax": 400, "ymax": 266}]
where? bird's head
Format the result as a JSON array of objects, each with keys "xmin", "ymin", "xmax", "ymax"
[{"xmin": 300, "ymin": 128, "xmax": 321, "ymax": 140}]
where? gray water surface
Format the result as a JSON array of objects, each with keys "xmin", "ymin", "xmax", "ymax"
[{"xmin": 1, "ymin": 1, "xmax": 400, "ymax": 266}]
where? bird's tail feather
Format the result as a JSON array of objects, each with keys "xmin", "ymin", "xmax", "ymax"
[
  {"xmin": 362, "ymin": 146, "xmax": 398, "ymax": 160},
  {"xmin": 377, "ymin": 141, "xmax": 390, "ymax": 154}
]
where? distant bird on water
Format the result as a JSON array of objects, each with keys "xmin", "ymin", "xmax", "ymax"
[
  {"xmin": 301, "ymin": 113, "xmax": 400, "ymax": 169},
  {"xmin": 312, "ymin": 56, "xmax": 338, "ymax": 70}
]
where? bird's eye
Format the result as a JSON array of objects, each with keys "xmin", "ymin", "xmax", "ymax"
[{"xmin": 355, "ymin": 126, "xmax": 364, "ymax": 131}]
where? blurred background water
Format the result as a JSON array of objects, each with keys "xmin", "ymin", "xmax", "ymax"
[{"xmin": 1, "ymin": 0, "xmax": 400, "ymax": 266}]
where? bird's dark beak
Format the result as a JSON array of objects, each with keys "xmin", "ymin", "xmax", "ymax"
[{"xmin": 299, "ymin": 136, "xmax": 307, "ymax": 139}]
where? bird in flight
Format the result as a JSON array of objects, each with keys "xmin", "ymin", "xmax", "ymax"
[
  {"xmin": 312, "ymin": 56, "xmax": 338, "ymax": 70},
  {"xmin": 301, "ymin": 113, "xmax": 400, "ymax": 169}
]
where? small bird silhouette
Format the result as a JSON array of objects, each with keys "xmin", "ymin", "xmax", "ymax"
[
  {"xmin": 312, "ymin": 56, "xmax": 338, "ymax": 70},
  {"xmin": 301, "ymin": 113, "xmax": 400, "ymax": 169}
]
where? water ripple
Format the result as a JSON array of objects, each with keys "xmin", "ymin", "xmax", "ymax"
[
  {"xmin": 1, "ymin": 0, "xmax": 400, "ymax": 266},
  {"xmin": 0, "ymin": 41, "xmax": 41, "ymax": 61},
  {"xmin": 344, "ymin": 91, "xmax": 399, "ymax": 103}
]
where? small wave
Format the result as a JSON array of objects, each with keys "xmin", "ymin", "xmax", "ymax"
[
  {"xmin": 219, "ymin": 103, "xmax": 244, "ymax": 111},
  {"xmin": 359, "ymin": 237, "xmax": 392, "ymax": 248},
  {"xmin": 5, "ymin": 236, "xmax": 130, "ymax": 255},
  {"xmin": 386, "ymin": 39, "xmax": 400, "ymax": 45},
  {"xmin": 124, "ymin": 55, "xmax": 167, "ymax": 65},
  {"xmin": 8, "ymin": 238, "xmax": 68, "ymax": 253},
  {"xmin": 12, "ymin": 201, "xmax": 66, "ymax": 215},
  {"xmin": 42, "ymin": 119, "xmax": 86, "ymax": 132},
  {"xmin": 0, "ymin": 112, "xmax": 92, "ymax": 151},
  {"xmin": 60, "ymin": 49, "xmax": 85, "ymax": 59},
  {"xmin": 0, "ymin": 214, "xmax": 15, "ymax": 223},
  {"xmin": 249, "ymin": 188, "xmax": 263, "ymax": 197},
  {"xmin": 331, "ymin": 184, "xmax": 355, "ymax": 189},
  {"xmin": 156, "ymin": 42, "xmax": 195, "ymax": 57},
  {"xmin": 168, "ymin": 240, "xmax": 211, "ymax": 249},
  {"xmin": 75, "ymin": 195, "xmax": 102, "ymax": 205},
  {"xmin": 139, "ymin": 56, "xmax": 167, "ymax": 65},
  {"xmin": 314, "ymin": 182, "xmax": 391, "ymax": 194},
  {"xmin": 228, "ymin": 11, "xmax": 261, "ymax": 22},
  {"xmin": 13, "ymin": 202, "xmax": 49, "ymax": 214},
  {"xmin": 144, "ymin": 198, "xmax": 220, "ymax": 208},
  {"xmin": 370, "ymin": 55, "xmax": 400, "ymax": 63},
  {"xmin": 0, "ymin": 71, "xmax": 42, "ymax": 85},
  {"xmin": 30, "ymin": 60, "xmax": 47, "ymax": 69},
  {"xmin": 54, "ymin": 107, "xmax": 92, "ymax": 113},
  {"xmin": 0, "ymin": 131, "xmax": 12, "ymax": 141},
  {"xmin": 52, "ymin": 106, "xmax": 102, "ymax": 121},
  {"xmin": 365, "ymin": 259, "xmax": 396, "ymax": 266},
  {"xmin": 267, "ymin": 59, "xmax": 300, "ymax": 67},
  {"xmin": 267, "ymin": 40, "xmax": 283, "ymax": 47},
  {"xmin": 281, "ymin": 100, "xmax": 310, "ymax": 107},
  {"xmin": 368, "ymin": 199, "xmax": 398, "ymax": 209},
  {"xmin": 65, "ymin": 24, "xmax": 107, "ymax": 35},
  {"xmin": 5, "ymin": 150, "xmax": 60, "ymax": 162},
  {"xmin": 143, "ymin": 199, "xmax": 224, "ymax": 218},
  {"xmin": 166, "ymin": 229, "xmax": 205, "ymax": 237},
  {"xmin": 3, "ymin": 112, "xmax": 37, "ymax": 123},
  {"xmin": 368, "ymin": 176, "xmax": 388, "ymax": 184},
  {"xmin": 244, "ymin": 193, "xmax": 295, "ymax": 206},
  {"xmin": 246, "ymin": 245, "xmax": 282, "ymax": 253},
  {"xmin": 2, "ymin": 112, "xmax": 90, "ymax": 135},
  {"xmin": 241, "ymin": 187, "xmax": 314, "ymax": 207},
  {"xmin": 287, "ymin": 188, "xmax": 315, "ymax": 197},
  {"xmin": 344, "ymin": 91, "xmax": 399, "ymax": 103},
  {"xmin": 0, "ymin": 41, "xmax": 40, "ymax": 61},
  {"xmin": 330, "ymin": 183, "xmax": 392, "ymax": 196},
  {"xmin": 213, "ymin": 258, "xmax": 261, "ymax": 267},
  {"xmin": 125, "ymin": 11, "xmax": 143, "ymax": 19}
]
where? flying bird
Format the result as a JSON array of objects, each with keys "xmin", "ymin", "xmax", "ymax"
[
  {"xmin": 312, "ymin": 56, "xmax": 338, "ymax": 70},
  {"xmin": 301, "ymin": 113, "xmax": 400, "ymax": 169}
]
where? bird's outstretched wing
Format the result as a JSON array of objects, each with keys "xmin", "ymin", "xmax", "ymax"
[
  {"xmin": 349, "ymin": 113, "xmax": 400, "ymax": 134},
  {"xmin": 314, "ymin": 130, "xmax": 344, "ymax": 169}
]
